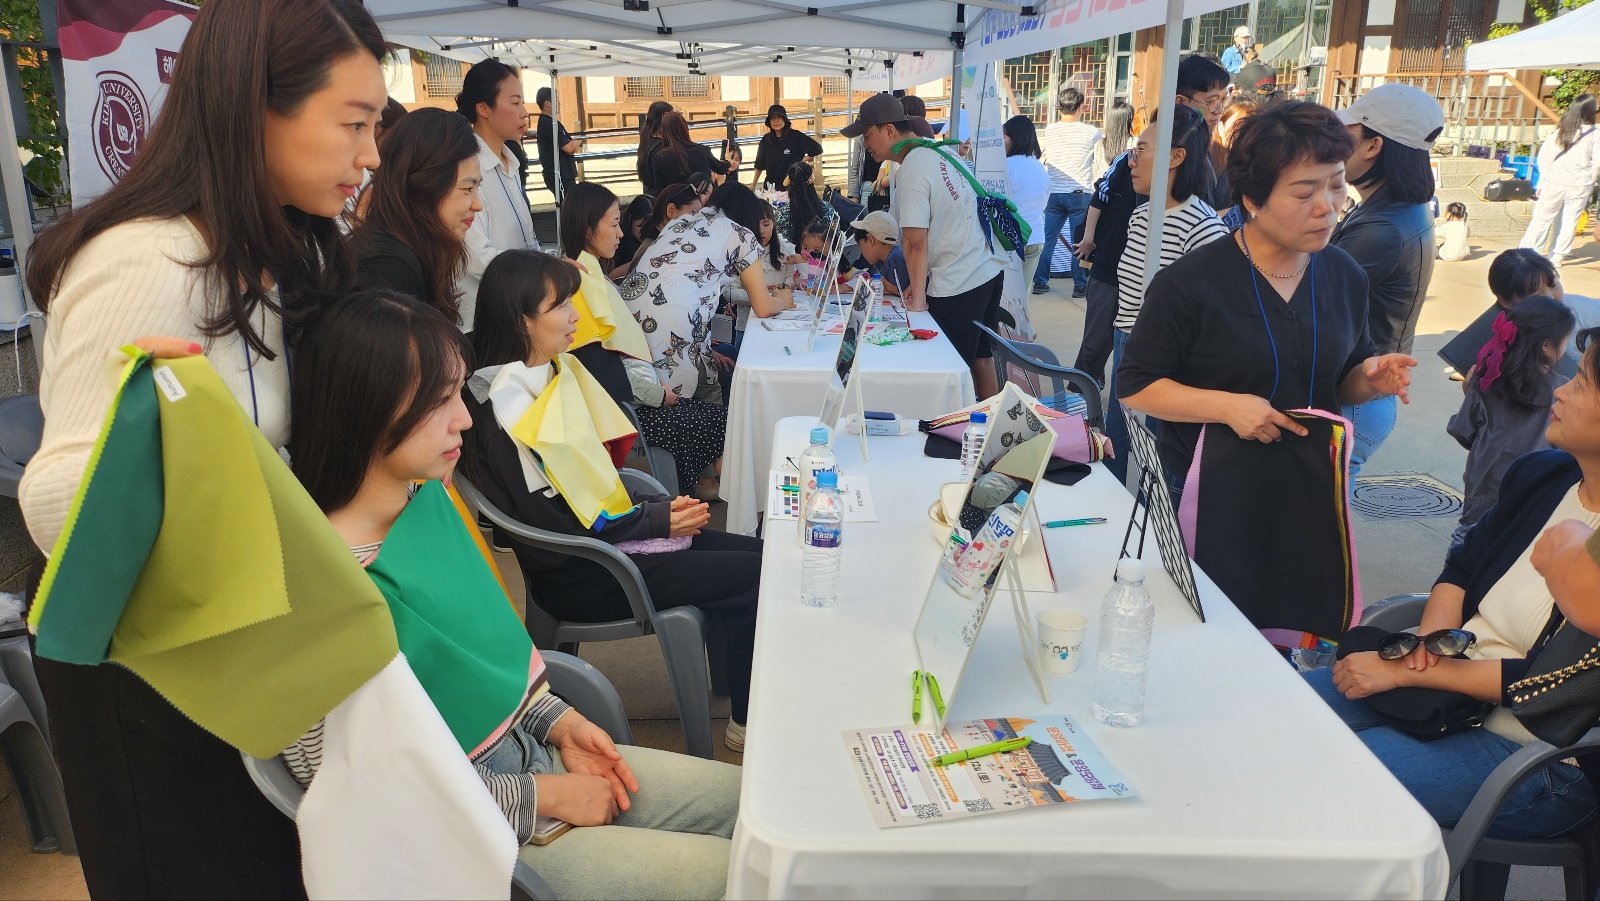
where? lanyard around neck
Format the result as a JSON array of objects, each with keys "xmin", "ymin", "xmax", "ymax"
[{"xmin": 1239, "ymin": 227, "xmax": 1317, "ymax": 410}]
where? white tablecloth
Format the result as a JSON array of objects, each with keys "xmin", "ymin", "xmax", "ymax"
[
  {"xmin": 723, "ymin": 312, "xmax": 973, "ymax": 535},
  {"xmin": 728, "ymin": 416, "xmax": 1449, "ymax": 900}
]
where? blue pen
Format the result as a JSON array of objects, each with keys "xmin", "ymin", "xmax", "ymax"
[{"xmin": 783, "ymin": 346, "xmax": 792, "ymax": 355}]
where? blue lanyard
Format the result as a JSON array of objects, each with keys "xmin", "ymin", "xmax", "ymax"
[
  {"xmin": 492, "ymin": 158, "xmax": 531, "ymax": 249},
  {"xmin": 240, "ymin": 308, "xmax": 292, "ymax": 428},
  {"xmin": 1239, "ymin": 227, "xmax": 1317, "ymax": 409}
]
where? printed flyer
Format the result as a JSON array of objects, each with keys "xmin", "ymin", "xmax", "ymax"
[{"xmin": 844, "ymin": 714, "xmax": 1134, "ymax": 828}]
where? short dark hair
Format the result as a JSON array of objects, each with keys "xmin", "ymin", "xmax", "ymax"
[
  {"xmin": 1177, "ymin": 54, "xmax": 1230, "ymax": 98},
  {"xmin": 1003, "ymin": 115, "xmax": 1042, "ymax": 158},
  {"xmin": 1149, "ymin": 105, "xmax": 1213, "ymax": 202},
  {"xmin": 900, "ymin": 94, "xmax": 927, "ymax": 118},
  {"xmin": 535, "ymin": 86, "xmax": 552, "ymax": 107},
  {"xmin": 1488, "ymin": 247, "xmax": 1559, "ymax": 304},
  {"xmin": 1351, "ymin": 125, "xmax": 1436, "ymax": 204},
  {"xmin": 470, "ymin": 249, "xmax": 583, "ymax": 371},
  {"xmin": 646, "ymin": 182, "xmax": 699, "ymax": 237},
  {"xmin": 1057, "ymin": 86, "xmax": 1085, "ymax": 115},
  {"xmin": 1225, "ymin": 101, "xmax": 1357, "ymax": 210},
  {"xmin": 456, "ymin": 60, "xmax": 519, "ymax": 123},
  {"xmin": 291, "ymin": 289, "xmax": 471, "ymax": 513},
  {"xmin": 559, "ymin": 181, "xmax": 620, "ymax": 260}
]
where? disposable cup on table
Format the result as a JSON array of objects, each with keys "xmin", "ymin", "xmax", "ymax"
[{"xmin": 1036, "ymin": 609, "xmax": 1089, "ymax": 674}]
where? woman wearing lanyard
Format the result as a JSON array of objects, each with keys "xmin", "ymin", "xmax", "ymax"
[
  {"xmin": 18, "ymin": 0, "xmax": 387, "ymax": 895},
  {"xmin": 1116, "ymin": 102, "xmax": 1416, "ymax": 648}
]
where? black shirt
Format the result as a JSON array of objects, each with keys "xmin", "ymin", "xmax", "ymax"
[
  {"xmin": 1086, "ymin": 151, "xmax": 1145, "ymax": 287},
  {"xmin": 649, "ymin": 143, "xmax": 729, "ymax": 192},
  {"xmin": 638, "ymin": 136, "xmax": 663, "ymax": 194},
  {"xmin": 536, "ymin": 114, "xmax": 578, "ymax": 187},
  {"xmin": 354, "ymin": 230, "xmax": 427, "ymax": 301},
  {"xmin": 1116, "ymin": 235, "xmax": 1376, "ymax": 481},
  {"xmin": 752, "ymin": 128, "xmax": 823, "ymax": 186}
]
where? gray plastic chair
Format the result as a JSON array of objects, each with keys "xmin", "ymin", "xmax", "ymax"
[
  {"xmin": 455, "ymin": 473, "xmax": 716, "ymax": 759},
  {"xmin": 1359, "ymin": 594, "xmax": 1600, "ymax": 899},
  {"xmin": 0, "ymin": 393, "xmax": 43, "ymax": 498},
  {"xmin": 975, "ymin": 322, "xmax": 1105, "ymax": 430},
  {"xmin": 0, "ymin": 681, "xmax": 74, "ymax": 854},
  {"xmin": 617, "ymin": 401, "xmax": 681, "ymax": 497},
  {"xmin": 241, "ymin": 651, "xmax": 630, "ymax": 901}
]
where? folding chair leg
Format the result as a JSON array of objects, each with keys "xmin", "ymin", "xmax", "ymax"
[
  {"xmin": 1459, "ymin": 859, "xmax": 1511, "ymax": 901},
  {"xmin": 0, "ymin": 700, "xmax": 74, "ymax": 854},
  {"xmin": 653, "ymin": 608, "xmax": 715, "ymax": 759}
]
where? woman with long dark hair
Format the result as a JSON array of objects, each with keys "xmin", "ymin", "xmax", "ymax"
[
  {"xmin": 636, "ymin": 100, "xmax": 674, "ymax": 194},
  {"xmin": 607, "ymin": 193, "xmax": 655, "ymax": 278},
  {"xmin": 466, "ymin": 251, "xmax": 763, "ymax": 755},
  {"xmin": 1521, "ymin": 93, "xmax": 1599, "ymax": 268},
  {"xmin": 649, "ymin": 111, "xmax": 732, "ymax": 193},
  {"xmin": 19, "ymin": 0, "xmax": 388, "ymax": 895},
  {"xmin": 1096, "ymin": 99, "xmax": 1135, "ymax": 175},
  {"xmin": 353, "ymin": 108, "xmax": 483, "ymax": 329},
  {"xmin": 627, "ymin": 181, "xmax": 702, "ymax": 270},
  {"xmin": 781, "ymin": 160, "xmax": 835, "ymax": 247}
]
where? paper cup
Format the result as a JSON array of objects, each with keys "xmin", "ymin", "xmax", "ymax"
[{"xmin": 1037, "ymin": 609, "xmax": 1089, "ymax": 675}]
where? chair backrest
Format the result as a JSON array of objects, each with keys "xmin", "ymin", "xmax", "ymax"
[
  {"xmin": 0, "ymin": 394, "xmax": 43, "ymax": 467},
  {"xmin": 453, "ymin": 474, "xmax": 660, "ymax": 634},
  {"xmin": 974, "ymin": 322, "xmax": 1105, "ymax": 429},
  {"xmin": 1359, "ymin": 594, "xmax": 1429, "ymax": 632}
]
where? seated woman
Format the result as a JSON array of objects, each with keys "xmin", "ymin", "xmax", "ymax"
[
  {"xmin": 1312, "ymin": 326, "xmax": 1600, "ymax": 839},
  {"xmin": 561, "ymin": 181, "xmax": 732, "ymax": 499},
  {"xmin": 781, "ymin": 161, "xmax": 836, "ymax": 248},
  {"xmin": 606, "ymin": 193, "xmax": 655, "ymax": 279},
  {"xmin": 352, "ymin": 107, "xmax": 484, "ymax": 330},
  {"xmin": 465, "ymin": 250, "xmax": 763, "ymax": 754},
  {"xmin": 289, "ymin": 289, "xmax": 740, "ymax": 899},
  {"xmin": 627, "ymin": 182, "xmax": 702, "ymax": 272}
]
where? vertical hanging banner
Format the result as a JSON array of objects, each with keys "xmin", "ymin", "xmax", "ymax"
[
  {"xmin": 969, "ymin": 65, "xmax": 1034, "ymax": 342},
  {"xmin": 58, "ymin": 0, "xmax": 197, "ymax": 208}
]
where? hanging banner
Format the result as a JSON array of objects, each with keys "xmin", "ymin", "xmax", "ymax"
[
  {"xmin": 967, "ymin": 64, "xmax": 1035, "ymax": 343},
  {"xmin": 59, "ymin": 0, "xmax": 198, "ymax": 208},
  {"xmin": 853, "ymin": 52, "xmax": 955, "ymax": 92},
  {"xmin": 963, "ymin": 0, "xmax": 1243, "ymax": 68}
]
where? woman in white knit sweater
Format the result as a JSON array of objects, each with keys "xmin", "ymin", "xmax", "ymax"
[{"xmin": 18, "ymin": 0, "xmax": 388, "ymax": 895}]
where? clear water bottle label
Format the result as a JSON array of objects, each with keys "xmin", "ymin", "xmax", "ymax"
[{"xmin": 805, "ymin": 526, "xmax": 841, "ymax": 548}]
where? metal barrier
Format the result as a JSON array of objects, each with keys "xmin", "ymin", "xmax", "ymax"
[{"xmin": 1327, "ymin": 72, "xmax": 1558, "ymax": 156}]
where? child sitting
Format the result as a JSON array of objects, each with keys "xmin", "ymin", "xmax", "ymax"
[
  {"xmin": 1437, "ymin": 202, "xmax": 1471, "ymax": 262},
  {"xmin": 1448, "ymin": 294, "xmax": 1575, "ymax": 546}
]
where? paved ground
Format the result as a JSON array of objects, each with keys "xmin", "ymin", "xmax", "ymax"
[{"xmin": 4, "ymin": 232, "xmax": 1600, "ymax": 899}]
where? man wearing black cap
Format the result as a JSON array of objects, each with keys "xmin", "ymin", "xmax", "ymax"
[
  {"xmin": 751, "ymin": 104, "xmax": 824, "ymax": 189},
  {"xmin": 843, "ymin": 92, "xmax": 1008, "ymax": 399}
]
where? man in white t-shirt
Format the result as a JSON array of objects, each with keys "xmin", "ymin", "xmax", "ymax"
[
  {"xmin": 1035, "ymin": 86, "xmax": 1102, "ymax": 298},
  {"xmin": 456, "ymin": 60, "xmax": 540, "ymax": 331},
  {"xmin": 843, "ymin": 92, "xmax": 1009, "ymax": 399}
]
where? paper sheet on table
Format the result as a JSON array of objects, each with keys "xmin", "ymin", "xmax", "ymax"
[
  {"xmin": 843, "ymin": 715, "xmax": 1134, "ymax": 828},
  {"xmin": 767, "ymin": 471, "xmax": 878, "ymax": 521},
  {"xmin": 761, "ymin": 318, "xmax": 813, "ymax": 331}
]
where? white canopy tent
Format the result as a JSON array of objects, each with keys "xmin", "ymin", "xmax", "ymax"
[{"xmin": 1465, "ymin": 1, "xmax": 1600, "ymax": 71}]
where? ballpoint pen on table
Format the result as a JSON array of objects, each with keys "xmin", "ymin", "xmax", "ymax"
[
  {"xmin": 925, "ymin": 672, "xmax": 946, "ymax": 719},
  {"xmin": 912, "ymin": 670, "xmax": 922, "ymax": 724},
  {"xmin": 1045, "ymin": 517, "xmax": 1108, "ymax": 528},
  {"xmin": 783, "ymin": 346, "xmax": 792, "ymax": 355},
  {"xmin": 932, "ymin": 736, "xmax": 1032, "ymax": 767}
]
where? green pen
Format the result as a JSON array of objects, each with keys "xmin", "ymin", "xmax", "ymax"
[
  {"xmin": 912, "ymin": 670, "xmax": 922, "ymax": 724},
  {"xmin": 933, "ymin": 736, "xmax": 1032, "ymax": 767},
  {"xmin": 925, "ymin": 673, "xmax": 946, "ymax": 719},
  {"xmin": 1045, "ymin": 517, "xmax": 1108, "ymax": 528}
]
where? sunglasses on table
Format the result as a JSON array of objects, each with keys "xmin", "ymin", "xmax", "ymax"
[{"xmin": 1377, "ymin": 629, "xmax": 1476, "ymax": 660}]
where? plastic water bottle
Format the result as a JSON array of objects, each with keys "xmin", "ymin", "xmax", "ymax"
[
  {"xmin": 1093, "ymin": 558, "xmax": 1155, "ymax": 727},
  {"xmin": 869, "ymin": 273, "xmax": 885, "ymax": 323},
  {"xmin": 946, "ymin": 490, "xmax": 1029, "ymax": 598},
  {"xmin": 796, "ymin": 425, "xmax": 838, "ymax": 541},
  {"xmin": 959, "ymin": 411, "xmax": 989, "ymax": 483},
  {"xmin": 801, "ymin": 470, "xmax": 844, "ymax": 607}
]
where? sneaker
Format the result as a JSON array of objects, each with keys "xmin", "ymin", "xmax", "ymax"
[
  {"xmin": 724, "ymin": 720, "xmax": 746, "ymax": 753},
  {"xmin": 1071, "ymin": 286, "xmax": 1087, "ymax": 298},
  {"xmin": 1030, "ymin": 283, "xmax": 1050, "ymax": 295}
]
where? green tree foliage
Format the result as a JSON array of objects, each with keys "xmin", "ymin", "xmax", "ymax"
[{"xmin": 0, "ymin": 0, "xmax": 65, "ymax": 206}]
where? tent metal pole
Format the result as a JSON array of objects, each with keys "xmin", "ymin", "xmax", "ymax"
[
  {"xmin": 0, "ymin": 51, "xmax": 39, "ymax": 361},
  {"xmin": 949, "ymin": 47, "xmax": 964, "ymax": 142},
  {"xmin": 846, "ymin": 69, "xmax": 858, "ymax": 194},
  {"xmin": 549, "ymin": 68, "xmax": 562, "ymax": 252},
  {"xmin": 1141, "ymin": 0, "xmax": 1184, "ymax": 293}
]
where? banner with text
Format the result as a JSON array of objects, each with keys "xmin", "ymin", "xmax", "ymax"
[
  {"xmin": 963, "ymin": 0, "xmax": 1242, "ymax": 68},
  {"xmin": 853, "ymin": 53, "xmax": 955, "ymax": 92},
  {"xmin": 59, "ymin": 0, "xmax": 197, "ymax": 207}
]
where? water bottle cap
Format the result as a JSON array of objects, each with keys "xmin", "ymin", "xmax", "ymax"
[
  {"xmin": 871, "ymin": 272, "xmax": 882, "ymax": 280},
  {"xmin": 1012, "ymin": 490, "xmax": 1029, "ymax": 506},
  {"xmin": 970, "ymin": 411, "xmax": 987, "ymax": 424},
  {"xmin": 1116, "ymin": 558, "xmax": 1147, "ymax": 582},
  {"xmin": 817, "ymin": 470, "xmax": 838, "ymax": 489},
  {"xmin": 810, "ymin": 426, "xmax": 830, "ymax": 445}
]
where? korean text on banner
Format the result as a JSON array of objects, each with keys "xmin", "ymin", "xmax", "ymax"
[
  {"xmin": 58, "ymin": 0, "xmax": 198, "ymax": 208},
  {"xmin": 963, "ymin": 0, "xmax": 1244, "ymax": 67}
]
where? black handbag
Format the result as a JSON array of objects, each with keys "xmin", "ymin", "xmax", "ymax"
[
  {"xmin": 1509, "ymin": 619, "xmax": 1600, "ymax": 747},
  {"xmin": 1336, "ymin": 626, "xmax": 1494, "ymax": 741}
]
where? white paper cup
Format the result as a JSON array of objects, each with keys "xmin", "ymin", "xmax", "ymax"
[{"xmin": 1037, "ymin": 609, "xmax": 1089, "ymax": 674}]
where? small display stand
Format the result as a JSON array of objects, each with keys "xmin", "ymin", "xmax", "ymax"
[{"xmin": 1119, "ymin": 407, "xmax": 1205, "ymax": 623}]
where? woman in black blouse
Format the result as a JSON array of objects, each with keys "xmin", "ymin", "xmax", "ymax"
[
  {"xmin": 353, "ymin": 108, "xmax": 483, "ymax": 329},
  {"xmin": 649, "ymin": 111, "xmax": 735, "ymax": 193},
  {"xmin": 1116, "ymin": 102, "xmax": 1416, "ymax": 643}
]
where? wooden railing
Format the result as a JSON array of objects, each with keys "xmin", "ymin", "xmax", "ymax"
[{"xmin": 1327, "ymin": 71, "xmax": 1558, "ymax": 154}]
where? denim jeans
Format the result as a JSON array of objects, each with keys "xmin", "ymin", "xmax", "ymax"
[
  {"xmin": 487, "ymin": 730, "xmax": 743, "ymax": 900},
  {"xmin": 1304, "ymin": 668, "xmax": 1597, "ymax": 839},
  {"xmin": 1340, "ymin": 393, "xmax": 1398, "ymax": 481},
  {"xmin": 1034, "ymin": 191, "xmax": 1091, "ymax": 293}
]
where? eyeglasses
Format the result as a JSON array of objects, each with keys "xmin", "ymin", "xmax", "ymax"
[{"xmin": 1377, "ymin": 629, "xmax": 1476, "ymax": 660}]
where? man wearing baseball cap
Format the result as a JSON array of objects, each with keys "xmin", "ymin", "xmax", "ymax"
[
  {"xmin": 849, "ymin": 210, "xmax": 911, "ymax": 296},
  {"xmin": 1332, "ymin": 83, "xmax": 1445, "ymax": 475},
  {"xmin": 1221, "ymin": 25, "xmax": 1251, "ymax": 74},
  {"xmin": 842, "ymin": 93, "xmax": 1009, "ymax": 398}
]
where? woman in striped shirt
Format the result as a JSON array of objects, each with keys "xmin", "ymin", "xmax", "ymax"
[{"xmin": 1105, "ymin": 103, "xmax": 1229, "ymax": 476}]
